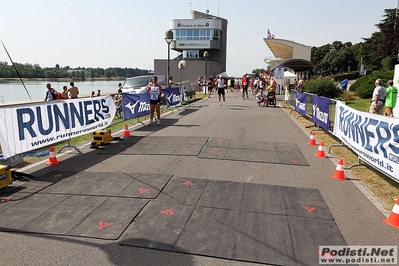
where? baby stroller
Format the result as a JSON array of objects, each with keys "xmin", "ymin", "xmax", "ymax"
[{"xmin": 266, "ymin": 89, "xmax": 276, "ymax": 107}]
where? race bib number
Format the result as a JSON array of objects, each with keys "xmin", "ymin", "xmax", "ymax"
[{"xmin": 150, "ymin": 93, "xmax": 159, "ymax": 100}]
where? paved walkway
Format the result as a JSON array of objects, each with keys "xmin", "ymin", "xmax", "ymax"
[{"xmin": 0, "ymin": 91, "xmax": 398, "ymax": 265}]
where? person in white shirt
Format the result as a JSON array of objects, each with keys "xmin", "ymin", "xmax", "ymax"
[{"xmin": 217, "ymin": 75, "xmax": 227, "ymax": 106}]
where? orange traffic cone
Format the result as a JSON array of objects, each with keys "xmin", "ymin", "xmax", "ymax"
[
  {"xmin": 307, "ymin": 132, "xmax": 316, "ymax": 146},
  {"xmin": 383, "ymin": 197, "xmax": 399, "ymax": 229},
  {"xmin": 330, "ymin": 159, "xmax": 346, "ymax": 181},
  {"xmin": 315, "ymin": 142, "xmax": 326, "ymax": 158},
  {"xmin": 46, "ymin": 146, "xmax": 60, "ymax": 165},
  {"xmin": 123, "ymin": 124, "xmax": 130, "ymax": 137}
]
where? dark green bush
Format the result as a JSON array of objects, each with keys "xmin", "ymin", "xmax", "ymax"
[
  {"xmin": 349, "ymin": 70, "xmax": 394, "ymax": 99},
  {"xmin": 302, "ymin": 77, "xmax": 342, "ymax": 98}
]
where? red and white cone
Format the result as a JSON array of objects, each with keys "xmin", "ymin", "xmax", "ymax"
[
  {"xmin": 123, "ymin": 124, "xmax": 131, "ymax": 137},
  {"xmin": 383, "ymin": 197, "xmax": 399, "ymax": 229},
  {"xmin": 46, "ymin": 146, "xmax": 60, "ymax": 165},
  {"xmin": 330, "ymin": 159, "xmax": 346, "ymax": 181},
  {"xmin": 315, "ymin": 141, "xmax": 326, "ymax": 158},
  {"xmin": 307, "ymin": 132, "xmax": 316, "ymax": 146}
]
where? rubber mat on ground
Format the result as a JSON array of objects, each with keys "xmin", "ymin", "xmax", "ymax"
[
  {"xmin": 99, "ymin": 136, "xmax": 208, "ymax": 156},
  {"xmin": 119, "ymin": 177, "xmax": 346, "ymax": 265},
  {"xmin": 199, "ymin": 138, "xmax": 309, "ymax": 166}
]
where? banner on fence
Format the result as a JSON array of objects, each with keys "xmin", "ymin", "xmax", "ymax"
[
  {"xmin": 0, "ymin": 95, "xmax": 116, "ymax": 159},
  {"xmin": 163, "ymin": 87, "xmax": 181, "ymax": 106},
  {"xmin": 333, "ymin": 101, "xmax": 399, "ymax": 183},
  {"xmin": 122, "ymin": 93, "xmax": 151, "ymax": 120},
  {"xmin": 312, "ymin": 95, "xmax": 331, "ymax": 130},
  {"xmin": 295, "ymin": 91, "xmax": 308, "ymax": 115}
]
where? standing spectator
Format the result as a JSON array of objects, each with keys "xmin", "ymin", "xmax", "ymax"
[
  {"xmin": 118, "ymin": 82, "xmax": 123, "ymax": 92},
  {"xmin": 44, "ymin": 83, "xmax": 57, "ymax": 101},
  {"xmin": 68, "ymin": 82, "xmax": 79, "ymax": 99},
  {"xmin": 97, "ymin": 89, "xmax": 101, "ymax": 96},
  {"xmin": 384, "ymin": 80, "xmax": 398, "ymax": 117},
  {"xmin": 91, "ymin": 91, "xmax": 96, "ymax": 98},
  {"xmin": 241, "ymin": 74, "xmax": 249, "ymax": 100},
  {"xmin": 197, "ymin": 76, "xmax": 204, "ymax": 92},
  {"xmin": 207, "ymin": 76, "xmax": 213, "ymax": 98},
  {"xmin": 61, "ymin": 86, "xmax": 69, "ymax": 99},
  {"xmin": 168, "ymin": 76, "xmax": 177, "ymax": 87},
  {"xmin": 293, "ymin": 79, "xmax": 298, "ymax": 89},
  {"xmin": 217, "ymin": 75, "xmax": 227, "ymax": 106},
  {"xmin": 114, "ymin": 90, "xmax": 123, "ymax": 118},
  {"xmin": 369, "ymin": 79, "xmax": 386, "ymax": 115},
  {"xmin": 146, "ymin": 76, "xmax": 163, "ymax": 125},
  {"xmin": 298, "ymin": 77, "xmax": 304, "ymax": 93}
]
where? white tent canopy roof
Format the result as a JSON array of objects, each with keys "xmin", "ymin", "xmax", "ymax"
[
  {"xmin": 215, "ymin": 71, "xmax": 232, "ymax": 78},
  {"xmin": 284, "ymin": 71, "xmax": 297, "ymax": 78}
]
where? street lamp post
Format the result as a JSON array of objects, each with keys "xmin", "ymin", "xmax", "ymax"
[
  {"xmin": 203, "ymin": 51, "xmax": 209, "ymax": 94},
  {"xmin": 164, "ymin": 30, "xmax": 174, "ymax": 87}
]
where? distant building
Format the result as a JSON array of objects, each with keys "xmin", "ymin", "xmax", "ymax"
[
  {"xmin": 154, "ymin": 10, "xmax": 228, "ymax": 87},
  {"xmin": 263, "ymin": 38, "xmax": 314, "ymax": 76}
]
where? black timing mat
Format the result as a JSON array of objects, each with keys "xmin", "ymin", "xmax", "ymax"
[
  {"xmin": 0, "ymin": 171, "xmax": 172, "ymax": 239},
  {"xmin": 99, "ymin": 136, "xmax": 209, "ymax": 156},
  {"xmin": 199, "ymin": 138, "xmax": 309, "ymax": 166},
  {"xmin": 120, "ymin": 177, "xmax": 346, "ymax": 265}
]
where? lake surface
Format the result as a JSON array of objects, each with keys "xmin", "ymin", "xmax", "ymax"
[{"xmin": 0, "ymin": 80, "xmax": 124, "ymax": 103}]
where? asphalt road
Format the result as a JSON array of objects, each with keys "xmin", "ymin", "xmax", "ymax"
[{"xmin": 0, "ymin": 91, "xmax": 398, "ymax": 266}]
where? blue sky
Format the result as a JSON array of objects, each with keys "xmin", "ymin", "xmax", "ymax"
[{"xmin": 0, "ymin": 0, "xmax": 396, "ymax": 77}]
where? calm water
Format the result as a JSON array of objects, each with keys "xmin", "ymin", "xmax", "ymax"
[{"xmin": 0, "ymin": 80, "xmax": 124, "ymax": 103}]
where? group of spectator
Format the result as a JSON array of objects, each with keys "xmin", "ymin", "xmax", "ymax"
[
  {"xmin": 44, "ymin": 82, "xmax": 79, "ymax": 101},
  {"xmin": 369, "ymin": 79, "xmax": 398, "ymax": 117}
]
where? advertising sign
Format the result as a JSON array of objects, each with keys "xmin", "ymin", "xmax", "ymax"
[
  {"xmin": 0, "ymin": 95, "xmax": 116, "ymax": 158},
  {"xmin": 122, "ymin": 93, "xmax": 151, "ymax": 120},
  {"xmin": 312, "ymin": 95, "xmax": 331, "ymax": 130},
  {"xmin": 333, "ymin": 101, "xmax": 399, "ymax": 182},
  {"xmin": 295, "ymin": 91, "xmax": 308, "ymax": 115},
  {"xmin": 163, "ymin": 87, "xmax": 181, "ymax": 106}
]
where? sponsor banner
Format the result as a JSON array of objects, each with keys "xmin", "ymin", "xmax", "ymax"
[
  {"xmin": 163, "ymin": 87, "xmax": 181, "ymax": 106},
  {"xmin": 295, "ymin": 91, "xmax": 308, "ymax": 115},
  {"xmin": 333, "ymin": 101, "xmax": 399, "ymax": 182},
  {"xmin": 274, "ymin": 66, "xmax": 284, "ymax": 80},
  {"xmin": 319, "ymin": 245, "xmax": 397, "ymax": 265},
  {"xmin": 170, "ymin": 19, "xmax": 222, "ymax": 30},
  {"xmin": 176, "ymin": 40, "xmax": 210, "ymax": 49},
  {"xmin": 312, "ymin": 95, "xmax": 331, "ymax": 130},
  {"xmin": 0, "ymin": 96, "xmax": 115, "ymax": 159},
  {"xmin": 122, "ymin": 93, "xmax": 150, "ymax": 120}
]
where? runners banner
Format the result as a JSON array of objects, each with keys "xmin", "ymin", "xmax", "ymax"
[
  {"xmin": 163, "ymin": 87, "xmax": 181, "ymax": 106},
  {"xmin": 312, "ymin": 95, "xmax": 331, "ymax": 130},
  {"xmin": 295, "ymin": 91, "xmax": 308, "ymax": 115},
  {"xmin": 122, "ymin": 93, "xmax": 150, "ymax": 120},
  {"xmin": 333, "ymin": 101, "xmax": 399, "ymax": 183},
  {"xmin": 0, "ymin": 95, "xmax": 116, "ymax": 159}
]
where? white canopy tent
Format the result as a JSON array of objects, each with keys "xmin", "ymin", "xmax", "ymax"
[
  {"xmin": 283, "ymin": 71, "xmax": 297, "ymax": 84},
  {"xmin": 215, "ymin": 71, "xmax": 232, "ymax": 78}
]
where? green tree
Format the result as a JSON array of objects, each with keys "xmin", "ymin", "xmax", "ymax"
[{"xmin": 105, "ymin": 69, "xmax": 114, "ymax": 80}]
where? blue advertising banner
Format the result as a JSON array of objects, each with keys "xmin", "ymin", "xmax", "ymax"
[
  {"xmin": 163, "ymin": 87, "xmax": 181, "ymax": 106},
  {"xmin": 295, "ymin": 91, "xmax": 308, "ymax": 115},
  {"xmin": 312, "ymin": 95, "xmax": 331, "ymax": 130},
  {"xmin": 122, "ymin": 93, "xmax": 150, "ymax": 120}
]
